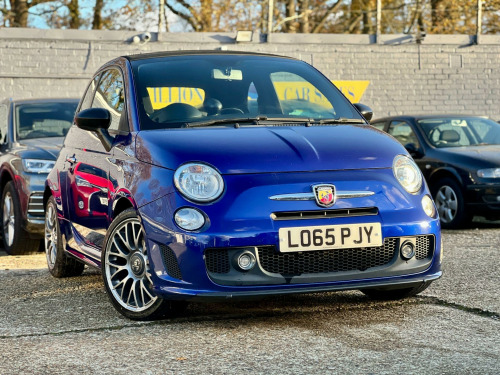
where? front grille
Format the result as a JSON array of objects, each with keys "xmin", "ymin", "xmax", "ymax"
[
  {"xmin": 271, "ymin": 207, "xmax": 378, "ymax": 221},
  {"xmin": 28, "ymin": 193, "xmax": 44, "ymax": 217},
  {"xmin": 159, "ymin": 245, "xmax": 183, "ymax": 280},
  {"xmin": 258, "ymin": 238, "xmax": 398, "ymax": 275},
  {"xmin": 204, "ymin": 235, "xmax": 434, "ymax": 276},
  {"xmin": 415, "ymin": 236, "xmax": 434, "ymax": 260},
  {"xmin": 205, "ymin": 249, "xmax": 230, "ymax": 274}
]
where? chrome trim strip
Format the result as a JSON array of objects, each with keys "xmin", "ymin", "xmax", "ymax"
[
  {"xmin": 337, "ymin": 191, "xmax": 375, "ymax": 199},
  {"xmin": 270, "ymin": 191, "xmax": 374, "ymax": 201},
  {"xmin": 270, "ymin": 193, "xmax": 314, "ymax": 201}
]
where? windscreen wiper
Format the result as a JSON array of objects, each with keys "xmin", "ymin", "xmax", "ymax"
[
  {"xmin": 186, "ymin": 116, "xmax": 314, "ymax": 128},
  {"xmin": 313, "ymin": 118, "xmax": 366, "ymax": 125}
]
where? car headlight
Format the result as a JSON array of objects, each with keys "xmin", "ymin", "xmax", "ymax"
[
  {"xmin": 174, "ymin": 163, "xmax": 224, "ymax": 202},
  {"xmin": 421, "ymin": 195, "xmax": 436, "ymax": 218},
  {"xmin": 174, "ymin": 207, "xmax": 206, "ymax": 231},
  {"xmin": 477, "ymin": 168, "xmax": 500, "ymax": 178},
  {"xmin": 393, "ymin": 155, "xmax": 422, "ymax": 194},
  {"xmin": 76, "ymin": 175, "xmax": 92, "ymax": 188},
  {"xmin": 22, "ymin": 159, "xmax": 55, "ymax": 174}
]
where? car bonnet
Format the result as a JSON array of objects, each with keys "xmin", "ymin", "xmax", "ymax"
[
  {"xmin": 135, "ymin": 125, "xmax": 407, "ymax": 174},
  {"xmin": 14, "ymin": 137, "xmax": 64, "ymax": 160}
]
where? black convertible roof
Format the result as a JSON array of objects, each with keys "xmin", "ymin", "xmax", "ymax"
[{"xmin": 124, "ymin": 50, "xmax": 295, "ymax": 62}]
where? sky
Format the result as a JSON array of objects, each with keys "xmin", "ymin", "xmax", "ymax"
[{"xmin": 27, "ymin": 0, "xmax": 186, "ymax": 32}]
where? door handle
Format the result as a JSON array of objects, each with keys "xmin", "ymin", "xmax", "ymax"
[{"xmin": 66, "ymin": 155, "xmax": 77, "ymax": 165}]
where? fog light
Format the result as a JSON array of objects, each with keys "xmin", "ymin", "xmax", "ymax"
[
  {"xmin": 174, "ymin": 207, "xmax": 205, "ymax": 231},
  {"xmin": 236, "ymin": 251, "xmax": 256, "ymax": 271},
  {"xmin": 400, "ymin": 240, "xmax": 415, "ymax": 260},
  {"xmin": 421, "ymin": 195, "xmax": 436, "ymax": 218}
]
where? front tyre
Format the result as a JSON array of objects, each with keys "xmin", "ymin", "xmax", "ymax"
[
  {"xmin": 432, "ymin": 177, "xmax": 470, "ymax": 229},
  {"xmin": 45, "ymin": 196, "xmax": 85, "ymax": 277},
  {"xmin": 361, "ymin": 281, "xmax": 432, "ymax": 300},
  {"xmin": 1, "ymin": 181, "xmax": 40, "ymax": 255},
  {"xmin": 102, "ymin": 208, "xmax": 186, "ymax": 320}
]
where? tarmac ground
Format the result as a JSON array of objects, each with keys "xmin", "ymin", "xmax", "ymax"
[{"xmin": 0, "ymin": 221, "xmax": 499, "ymax": 375}]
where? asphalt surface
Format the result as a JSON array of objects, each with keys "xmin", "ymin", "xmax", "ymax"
[{"xmin": 1, "ymin": 222, "xmax": 499, "ymax": 375}]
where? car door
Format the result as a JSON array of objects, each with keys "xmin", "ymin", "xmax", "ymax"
[{"xmin": 65, "ymin": 68, "xmax": 125, "ymax": 261}]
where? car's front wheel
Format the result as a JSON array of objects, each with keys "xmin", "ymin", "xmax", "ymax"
[
  {"xmin": 1, "ymin": 181, "xmax": 40, "ymax": 255},
  {"xmin": 361, "ymin": 282, "xmax": 432, "ymax": 300},
  {"xmin": 432, "ymin": 177, "xmax": 470, "ymax": 229},
  {"xmin": 102, "ymin": 209, "xmax": 187, "ymax": 320},
  {"xmin": 45, "ymin": 196, "xmax": 85, "ymax": 277}
]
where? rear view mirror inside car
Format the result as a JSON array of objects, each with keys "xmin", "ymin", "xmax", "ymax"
[{"xmin": 212, "ymin": 68, "xmax": 242, "ymax": 80}]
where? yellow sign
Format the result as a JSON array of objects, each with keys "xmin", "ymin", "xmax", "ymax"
[
  {"xmin": 147, "ymin": 87, "xmax": 205, "ymax": 110},
  {"xmin": 272, "ymin": 80, "xmax": 370, "ymax": 105},
  {"xmin": 272, "ymin": 82, "xmax": 333, "ymax": 109},
  {"xmin": 147, "ymin": 80, "xmax": 370, "ymax": 111},
  {"xmin": 332, "ymin": 80, "xmax": 370, "ymax": 103}
]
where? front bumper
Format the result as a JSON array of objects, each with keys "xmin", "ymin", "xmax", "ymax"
[
  {"xmin": 15, "ymin": 171, "xmax": 48, "ymax": 236},
  {"xmin": 158, "ymin": 271, "xmax": 443, "ymax": 302},
  {"xmin": 139, "ymin": 168, "xmax": 442, "ymax": 301},
  {"xmin": 466, "ymin": 183, "xmax": 500, "ymax": 218}
]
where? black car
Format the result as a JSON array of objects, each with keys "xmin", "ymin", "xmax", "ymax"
[
  {"xmin": 0, "ymin": 98, "xmax": 79, "ymax": 254},
  {"xmin": 371, "ymin": 115, "xmax": 500, "ymax": 229}
]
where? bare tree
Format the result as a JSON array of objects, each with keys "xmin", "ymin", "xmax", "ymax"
[
  {"xmin": 67, "ymin": 0, "xmax": 79, "ymax": 28},
  {"xmin": 92, "ymin": 0, "xmax": 103, "ymax": 29}
]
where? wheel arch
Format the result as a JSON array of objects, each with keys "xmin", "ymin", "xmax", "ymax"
[
  {"xmin": 111, "ymin": 196, "xmax": 135, "ymax": 220},
  {"xmin": 427, "ymin": 168, "xmax": 463, "ymax": 191},
  {"xmin": 43, "ymin": 185, "xmax": 52, "ymax": 209},
  {"xmin": 0, "ymin": 168, "xmax": 14, "ymax": 194}
]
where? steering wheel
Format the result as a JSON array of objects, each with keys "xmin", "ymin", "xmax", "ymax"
[
  {"xmin": 220, "ymin": 108, "xmax": 245, "ymax": 115},
  {"xmin": 428, "ymin": 128, "xmax": 443, "ymax": 146}
]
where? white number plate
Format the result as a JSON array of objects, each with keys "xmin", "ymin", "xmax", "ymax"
[{"xmin": 278, "ymin": 223, "xmax": 382, "ymax": 252}]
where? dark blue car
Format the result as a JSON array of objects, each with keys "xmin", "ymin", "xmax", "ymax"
[{"xmin": 44, "ymin": 51, "xmax": 442, "ymax": 320}]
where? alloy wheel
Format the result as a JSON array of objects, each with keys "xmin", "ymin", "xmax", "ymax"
[
  {"xmin": 435, "ymin": 185, "xmax": 458, "ymax": 224},
  {"xmin": 45, "ymin": 203, "xmax": 58, "ymax": 268},
  {"xmin": 3, "ymin": 193, "xmax": 15, "ymax": 247},
  {"xmin": 104, "ymin": 218, "xmax": 157, "ymax": 312}
]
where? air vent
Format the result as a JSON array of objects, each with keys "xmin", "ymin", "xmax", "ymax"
[
  {"xmin": 271, "ymin": 207, "xmax": 378, "ymax": 221},
  {"xmin": 159, "ymin": 245, "xmax": 183, "ymax": 280}
]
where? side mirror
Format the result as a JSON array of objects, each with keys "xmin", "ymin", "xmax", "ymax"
[
  {"xmin": 75, "ymin": 108, "xmax": 111, "ymax": 131},
  {"xmin": 75, "ymin": 108, "xmax": 113, "ymax": 152},
  {"xmin": 353, "ymin": 103, "xmax": 373, "ymax": 122},
  {"xmin": 404, "ymin": 143, "xmax": 423, "ymax": 158}
]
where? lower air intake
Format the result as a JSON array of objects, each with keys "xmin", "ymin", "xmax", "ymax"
[{"xmin": 160, "ymin": 245, "xmax": 183, "ymax": 280}]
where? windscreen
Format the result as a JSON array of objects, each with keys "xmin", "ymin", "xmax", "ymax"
[
  {"xmin": 419, "ymin": 117, "xmax": 500, "ymax": 147},
  {"xmin": 16, "ymin": 102, "xmax": 78, "ymax": 140},
  {"xmin": 131, "ymin": 55, "xmax": 362, "ymax": 130}
]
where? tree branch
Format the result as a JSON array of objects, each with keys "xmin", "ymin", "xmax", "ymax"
[
  {"xmin": 311, "ymin": 0, "xmax": 342, "ymax": 33},
  {"xmin": 165, "ymin": 1, "xmax": 199, "ymax": 31}
]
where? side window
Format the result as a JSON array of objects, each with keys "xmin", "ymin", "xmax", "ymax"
[
  {"xmin": 80, "ymin": 76, "xmax": 100, "ymax": 111},
  {"xmin": 247, "ymin": 82, "xmax": 258, "ymax": 115},
  {"xmin": 388, "ymin": 121, "xmax": 419, "ymax": 147},
  {"xmin": 92, "ymin": 69, "xmax": 125, "ymax": 131},
  {"xmin": 0, "ymin": 105, "xmax": 8, "ymax": 143},
  {"xmin": 371, "ymin": 121, "xmax": 387, "ymax": 131}
]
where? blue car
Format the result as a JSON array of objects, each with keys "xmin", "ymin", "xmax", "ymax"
[{"xmin": 44, "ymin": 51, "xmax": 442, "ymax": 320}]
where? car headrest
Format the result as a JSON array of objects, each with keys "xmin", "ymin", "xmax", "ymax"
[
  {"xmin": 439, "ymin": 129, "xmax": 460, "ymax": 142},
  {"xmin": 161, "ymin": 103, "xmax": 202, "ymax": 121},
  {"xmin": 204, "ymin": 98, "xmax": 222, "ymax": 116}
]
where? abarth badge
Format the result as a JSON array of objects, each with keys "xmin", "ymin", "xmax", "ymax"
[{"xmin": 313, "ymin": 184, "xmax": 336, "ymax": 207}]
